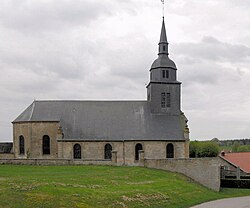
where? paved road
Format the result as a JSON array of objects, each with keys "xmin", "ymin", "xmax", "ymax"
[{"xmin": 190, "ymin": 196, "xmax": 250, "ymax": 208}]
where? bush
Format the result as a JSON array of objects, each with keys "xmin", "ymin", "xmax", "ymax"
[
  {"xmin": 189, "ymin": 141, "xmax": 220, "ymax": 158},
  {"xmin": 232, "ymin": 141, "xmax": 240, "ymax": 152},
  {"xmin": 237, "ymin": 146, "xmax": 250, "ymax": 152},
  {"xmin": 221, "ymin": 179, "xmax": 250, "ymax": 188}
]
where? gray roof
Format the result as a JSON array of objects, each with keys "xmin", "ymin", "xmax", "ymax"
[
  {"xmin": 151, "ymin": 17, "xmax": 177, "ymax": 70},
  {"xmin": 13, "ymin": 100, "xmax": 185, "ymax": 141},
  {"xmin": 151, "ymin": 55, "xmax": 177, "ymax": 70},
  {"xmin": 159, "ymin": 17, "xmax": 168, "ymax": 44}
]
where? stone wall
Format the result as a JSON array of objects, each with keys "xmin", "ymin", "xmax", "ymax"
[
  {"xmin": 144, "ymin": 158, "xmax": 221, "ymax": 191},
  {"xmin": 13, "ymin": 122, "xmax": 60, "ymax": 159},
  {"xmin": 0, "ymin": 153, "xmax": 14, "ymax": 159},
  {"xmin": 57, "ymin": 140, "xmax": 189, "ymax": 166},
  {"xmin": 0, "ymin": 159, "xmax": 112, "ymax": 166},
  {"xmin": 13, "ymin": 121, "xmax": 189, "ymax": 164}
]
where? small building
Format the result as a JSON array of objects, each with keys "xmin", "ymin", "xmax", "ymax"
[
  {"xmin": 12, "ymin": 18, "xmax": 190, "ymax": 165},
  {"xmin": 220, "ymin": 152, "xmax": 250, "ymax": 174}
]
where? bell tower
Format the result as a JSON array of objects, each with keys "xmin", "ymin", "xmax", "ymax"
[{"xmin": 147, "ymin": 17, "xmax": 181, "ymax": 115}]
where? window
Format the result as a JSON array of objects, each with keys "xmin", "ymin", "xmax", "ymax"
[
  {"xmin": 104, "ymin": 143, "xmax": 112, "ymax": 160},
  {"xmin": 42, "ymin": 135, "xmax": 50, "ymax": 155},
  {"xmin": 163, "ymin": 45, "xmax": 166, "ymax": 51},
  {"xmin": 166, "ymin": 93, "xmax": 171, "ymax": 107},
  {"xmin": 135, "ymin": 143, "xmax": 143, "ymax": 160},
  {"xmin": 162, "ymin": 70, "xmax": 169, "ymax": 78},
  {"xmin": 19, "ymin": 135, "xmax": 25, "ymax": 155},
  {"xmin": 161, "ymin": 92, "xmax": 171, "ymax": 108},
  {"xmin": 73, "ymin": 144, "xmax": 81, "ymax": 159},
  {"xmin": 161, "ymin": 92, "xmax": 166, "ymax": 108},
  {"xmin": 167, "ymin": 143, "xmax": 174, "ymax": 158}
]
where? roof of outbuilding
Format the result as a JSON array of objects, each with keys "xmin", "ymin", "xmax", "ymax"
[
  {"xmin": 221, "ymin": 152, "xmax": 250, "ymax": 173},
  {"xmin": 13, "ymin": 100, "xmax": 185, "ymax": 141}
]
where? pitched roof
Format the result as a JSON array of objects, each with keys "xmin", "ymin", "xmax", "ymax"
[
  {"xmin": 13, "ymin": 100, "xmax": 186, "ymax": 141},
  {"xmin": 221, "ymin": 152, "xmax": 250, "ymax": 173}
]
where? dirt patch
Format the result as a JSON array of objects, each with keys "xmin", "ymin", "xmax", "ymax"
[
  {"xmin": 8, "ymin": 183, "xmax": 38, "ymax": 192},
  {"xmin": 126, "ymin": 181, "xmax": 154, "ymax": 185},
  {"xmin": 52, "ymin": 182, "xmax": 102, "ymax": 189},
  {"xmin": 121, "ymin": 193, "xmax": 169, "ymax": 206}
]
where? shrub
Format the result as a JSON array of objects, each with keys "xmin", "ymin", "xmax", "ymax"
[
  {"xmin": 237, "ymin": 146, "xmax": 250, "ymax": 152},
  {"xmin": 189, "ymin": 141, "xmax": 220, "ymax": 158},
  {"xmin": 232, "ymin": 141, "xmax": 240, "ymax": 152}
]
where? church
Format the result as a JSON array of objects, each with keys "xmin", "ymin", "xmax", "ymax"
[{"xmin": 12, "ymin": 18, "xmax": 190, "ymax": 165}]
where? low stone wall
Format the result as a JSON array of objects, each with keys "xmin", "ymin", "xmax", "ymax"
[
  {"xmin": 144, "ymin": 158, "xmax": 221, "ymax": 191},
  {"xmin": 0, "ymin": 159, "xmax": 112, "ymax": 166},
  {"xmin": 0, "ymin": 153, "xmax": 14, "ymax": 159}
]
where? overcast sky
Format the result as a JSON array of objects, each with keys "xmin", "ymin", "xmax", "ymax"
[{"xmin": 0, "ymin": 0, "xmax": 250, "ymax": 142}]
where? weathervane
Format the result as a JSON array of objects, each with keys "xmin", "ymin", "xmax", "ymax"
[{"xmin": 161, "ymin": 0, "xmax": 165, "ymax": 18}]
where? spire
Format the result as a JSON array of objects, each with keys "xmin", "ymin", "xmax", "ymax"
[{"xmin": 158, "ymin": 17, "xmax": 169, "ymax": 55}]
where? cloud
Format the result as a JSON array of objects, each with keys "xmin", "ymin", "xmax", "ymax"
[
  {"xmin": 0, "ymin": 0, "xmax": 115, "ymax": 33},
  {"xmin": 171, "ymin": 36, "xmax": 250, "ymax": 139},
  {"xmin": 0, "ymin": 0, "xmax": 250, "ymax": 141},
  {"xmin": 174, "ymin": 36, "xmax": 250, "ymax": 63}
]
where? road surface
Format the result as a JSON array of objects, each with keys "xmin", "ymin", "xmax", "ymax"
[{"xmin": 190, "ymin": 196, "xmax": 250, "ymax": 208}]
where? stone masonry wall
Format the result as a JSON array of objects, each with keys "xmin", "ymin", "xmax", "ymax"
[
  {"xmin": 57, "ymin": 140, "xmax": 189, "ymax": 166},
  {"xmin": 0, "ymin": 153, "xmax": 14, "ymax": 159},
  {"xmin": 13, "ymin": 122, "xmax": 60, "ymax": 159},
  {"xmin": 144, "ymin": 158, "xmax": 221, "ymax": 191}
]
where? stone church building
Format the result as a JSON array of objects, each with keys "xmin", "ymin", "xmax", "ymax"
[{"xmin": 12, "ymin": 18, "xmax": 190, "ymax": 165}]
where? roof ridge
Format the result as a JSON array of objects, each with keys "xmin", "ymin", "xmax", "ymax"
[
  {"xmin": 33, "ymin": 100, "xmax": 147, "ymax": 102},
  {"xmin": 29, "ymin": 101, "xmax": 36, "ymax": 121}
]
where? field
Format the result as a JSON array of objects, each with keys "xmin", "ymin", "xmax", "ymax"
[{"xmin": 0, "ymin": 165, "xmax": 250, "ymax": 208}]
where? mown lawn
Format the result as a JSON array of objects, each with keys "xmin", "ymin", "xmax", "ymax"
[{"xmin": 0, "ymin": 165, "xmax": 250, "ymax": 208}]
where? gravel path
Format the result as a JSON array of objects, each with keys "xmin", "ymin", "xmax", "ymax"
[{"xmin": 190, "ymin": 196, "xmax": 250, "ymax": 208}]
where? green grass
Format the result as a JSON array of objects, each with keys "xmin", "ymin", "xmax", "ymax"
[{"xmin": 0, "ymin": 165, "xmax": 250, "ymax": 208}]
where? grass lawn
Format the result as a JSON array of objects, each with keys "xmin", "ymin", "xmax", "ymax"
[{"xmin": 0, "ymin": 165, "xmax": 250, "ymax": 208}]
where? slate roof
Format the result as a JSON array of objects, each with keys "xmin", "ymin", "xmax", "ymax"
[
  {"xmin": 221, "ymin": 152, "xmax": 250, "ymax": 173},
  {"xmin": 13, "ymin": 100, "xmax": 185, "ymax": 141}
]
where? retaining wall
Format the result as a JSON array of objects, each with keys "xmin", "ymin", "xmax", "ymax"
[
  {"xmin": 144, "ymin": 158, "xmax": 221, "ymax": 191},
  {"xmin": 0, "ymin": 159, "xmax": 112, "ymax": 166}
]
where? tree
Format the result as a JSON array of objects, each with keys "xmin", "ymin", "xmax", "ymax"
[
  {"xmin": 189, "ymin": 141, "xmax": 220, "ymax": 158},
  {"xmin": 237, "ymin": 146, "xmax": 249, "ymax": 152},
  {"xmin": 232, "ymin": 141, "xmax": 240, "ymax": 152},
  {"xmin": 189, "ymin": 141, "xmax": 199, "ymax": 158}
]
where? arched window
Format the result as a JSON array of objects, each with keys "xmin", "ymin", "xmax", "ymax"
[
  {"xmin": 135, "ymin": 143, "xmax": 143, "ymax": 160},
  {"xmin": 42, "ymin": 135, "xmax": 50, "ymax": 155},
  {"xmin": 167, "ymin": 143, "xmax": 174, "ymax": 158},
  {"xmin": 73, "ymin": 144, "xmax": 81, "ymax": 159},
  {"xmin": 19, "ymin": 135, "xmax": 25, "ymax": 155},
  {"xmin": 104, "ymin": 143, "xmax": 112, "ymax": 160}
]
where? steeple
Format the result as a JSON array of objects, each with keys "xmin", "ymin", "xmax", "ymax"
[
  {"xmin": 158, "ymin": 17, "xmax": 169, "ymax": 55},
  {"xmin": 147, "ymin": 16, "xmax": 181, "ymax": 115}
]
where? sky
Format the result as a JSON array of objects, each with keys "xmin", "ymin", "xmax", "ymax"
[{"xmin": 0, "ymin": 0, "xmax": 250, "ymax": 142}]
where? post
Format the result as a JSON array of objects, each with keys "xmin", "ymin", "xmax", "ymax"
[
  {"xmin": 139, "ymin": 150, "xmax": 145, "ymax": 166},
  {"xmin": 111, "ymin": 150, "xmax": 117, "ymax": 165},
  {"xmin": 236, "ymin": 166, "xmax": 241, "ymax": 180}
]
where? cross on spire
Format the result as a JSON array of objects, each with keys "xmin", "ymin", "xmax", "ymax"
[{"xmin": 161, "ymin": 0, "xmax": 165, "ymax": 18}]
